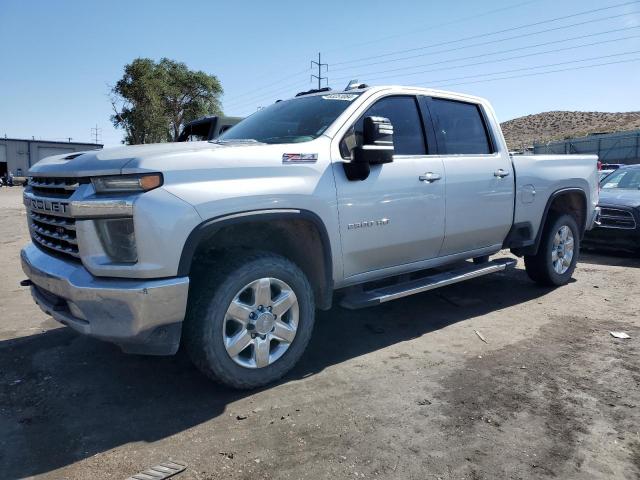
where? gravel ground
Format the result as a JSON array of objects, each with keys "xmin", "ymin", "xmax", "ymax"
[{"xmin": 1, "ymin": 186, "xmax": 639, "ymax": 480}]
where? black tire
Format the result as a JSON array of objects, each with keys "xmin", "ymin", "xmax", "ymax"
[
  {"xmin": 524, "ymin": 213, "xmax": 580, "ymax": 286},
  {"xmin": 473, "ymin": 255, "xmax": 490, "ymax": 265},
  {"xmin": 184, "ymin": 251, "xmax": 315, "ymax": 389}
]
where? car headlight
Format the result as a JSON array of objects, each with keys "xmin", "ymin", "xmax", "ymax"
[
  {"xmin": 91, "ymin": 173, "xmax": 163, "ymax": 194},
  {"xmin": 95, "ymin": 218, "xmax": 137, "ymax": 262}
]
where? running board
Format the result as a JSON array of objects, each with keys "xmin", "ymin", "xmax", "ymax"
[{"xmin": 340, "ymin": 258, "xmax": 517, "ymax": 310}]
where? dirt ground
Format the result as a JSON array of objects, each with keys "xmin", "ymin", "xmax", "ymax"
[{"xmin": 1, "ymin": 186, "xmax": 639, "ymax": 480}]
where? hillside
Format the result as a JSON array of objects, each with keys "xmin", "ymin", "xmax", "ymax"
[{"xmin": 500, "ymin": 111, "xmax": 640, "ymax": 150}]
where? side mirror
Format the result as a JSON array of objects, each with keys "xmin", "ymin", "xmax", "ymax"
[{"xmin": 344, "ymin": 116, "xmax": 395, "ymax": 181}]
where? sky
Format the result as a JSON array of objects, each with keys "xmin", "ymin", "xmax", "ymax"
[{"xmin": 0, "ymin": 0, "xmax": 639, "ymax": 147}]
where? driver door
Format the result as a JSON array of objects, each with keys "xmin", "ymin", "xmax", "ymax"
[{"xmin": 332, "ymin": 95, "xmax": 446, "ymax": 280}]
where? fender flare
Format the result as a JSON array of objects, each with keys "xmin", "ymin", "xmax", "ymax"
[
  {"xmin": 514, "ymin": 187, "xmax": 588, "ymax": 256},
  {"xmin": 177, "ymin": 208, "xmax": 334, "ymax": 308}
]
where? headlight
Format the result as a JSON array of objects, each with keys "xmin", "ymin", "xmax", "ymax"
[
  {"xmin": 91, "ymin": 173, "xmax": 163, "ymax": 194},
  {"xmin": 95, "ymin": 218, "xmax": 137, "ymax": 262}
]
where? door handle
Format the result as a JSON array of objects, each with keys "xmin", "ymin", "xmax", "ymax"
[
  {"xmin": 494, "ymin": 169, "xmax": 510, "ymax": 178},
  {"xmin": 419, "ymin": 172, "xmax": 441, "ymax": 183}
]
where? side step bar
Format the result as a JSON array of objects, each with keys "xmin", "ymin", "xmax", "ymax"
[{"xmin": 340, "ymin": 258, "xmax": 517, "ymax": 310}]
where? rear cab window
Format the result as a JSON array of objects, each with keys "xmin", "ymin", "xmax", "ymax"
[{"xmin": 426, "ymin": 98, "xmax": 494, "ymax": 155}]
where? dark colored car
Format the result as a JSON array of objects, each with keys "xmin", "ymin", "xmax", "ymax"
[
  {"xmin": 598, "ymin": 163, "xmax": 625, "ymax": 181},
  {"xmin": 177, "ymin": 115, "xmax": 243, "ymax": 142},
  {"xmin": 584, "ymin": 164, "xmax": 640, "ymax": 253}
]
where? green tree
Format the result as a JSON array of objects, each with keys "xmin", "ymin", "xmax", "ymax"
[{"xmin": 110, "ymin": 58, "xmax": 223, "ymax": 144}]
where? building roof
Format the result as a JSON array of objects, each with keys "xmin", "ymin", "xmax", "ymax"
[{"xmin": 0, "ymin": 137, "xmax": 102, "ymax": 147}]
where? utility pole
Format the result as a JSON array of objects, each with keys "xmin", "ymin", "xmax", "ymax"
[
  {"xmin": 91, "ymin": 124, "xmax": 102, "ymax": 144},
  {"xmin": 311, "ymin": 52, "xmax": 328, "ymax": 90}
]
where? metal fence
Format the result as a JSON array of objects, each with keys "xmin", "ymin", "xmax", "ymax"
[{"xmin": 533, "ymin": 130, "xmax": 640, "ymax": 164}]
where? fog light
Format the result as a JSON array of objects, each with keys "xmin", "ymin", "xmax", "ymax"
[{"xmin": 95, "ymin": 218, "xmax": 137, "ymax": 263}]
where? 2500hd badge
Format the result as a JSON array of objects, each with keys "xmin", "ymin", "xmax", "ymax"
[{"xmin": 347, "ymin": 218, "xmax": 390, "ymax": 230}]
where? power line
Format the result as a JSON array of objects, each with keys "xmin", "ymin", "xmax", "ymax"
[
  {"xmin": 330, "ymin": 10, "xmax": 637, "ymax": 74},
  {"xmin": 224, "ymin": 77, "xmax": 309, "ymax": 109},
  {"xmin": 228, "ymin": 52, "xmax": 329, "ymax": 109},
  {"xmin": 225, "ymin": 78, "xmax": 310, "ymax": 110},
  {"xmin": 222, "ymin": 66, "xmax": 310, "ymax": 104},
  {"xmin": 427, "ymin": 56, "xmax": 640, "ymax": 89},
  {"xmin": 330, "ymin": 28, "xmax": 640, "ymax": 83},
  {"xmin": 225, "ymin": 2, "xmax": 640, "ymax": 114},
  {"xmin": 227, "ymin": 33, "xmax": 640, "ymax": 114},
  {"xmin": 406, "ymin": 49, "xmax": 640, "ymax": 87},
  {"xmin": 226, "ymin": 81, "xmax": 310, "ymax": 115},
  {"xmin": 223, "ymin": 0, "xmax": 542, "ymax": 105},
  {"xmin": 330, "ymin": 1, "xmax": 639, "ymax": 68},
  {"xmin": 321, "ymin": 0, "xmax": 540, "ymax": 54}
]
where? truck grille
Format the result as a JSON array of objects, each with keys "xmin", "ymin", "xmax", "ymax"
[
  {"xmin": 598, "ymin": 207, "xmax": 637, "ymax": 230},
  {"xmin": 30, "ymin": 176, "xmax": 85, "ymax": 199},
  {"xmin": 27, "ymin": 177, "xmax": 85, "ymax": 260}
]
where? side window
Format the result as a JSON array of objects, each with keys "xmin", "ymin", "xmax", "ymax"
[
  {"xmin": 429, "ymin": 99, "xmax": 492, "ymax": 155},
  {"xmin": 340, "ymin": 95, "xmax": 426, "ymax": 158}
]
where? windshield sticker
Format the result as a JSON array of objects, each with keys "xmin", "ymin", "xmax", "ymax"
[
  {"xmin": 282, "ymin": 153, "xmax": 318, "ymax": 164},
  {"xmin": 322, "ymin": 93, "xmax": 359, "ymax": 101}
]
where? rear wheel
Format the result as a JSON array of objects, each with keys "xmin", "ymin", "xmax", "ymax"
[
  {"xmin": 525, "ymin": 214, "xmax": 580, "ymax": 286},
  {"xmin": 184, "ymin": 251, "xmax": 315, "ymax": 389}
]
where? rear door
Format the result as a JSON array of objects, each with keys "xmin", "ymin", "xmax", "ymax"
[
  {"xmin": 424, "ymin": 97, "xmax": 513, "ymax": 256},
  {"xmin": 333, "ymin": 94, "xmax": 446, "ymax": 279}
]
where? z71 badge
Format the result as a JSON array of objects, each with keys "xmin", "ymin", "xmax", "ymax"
[
  {"xmin": 347, "ymin": 218, "xmax": 390, "ymax": 230},
  {"xmin": 282, "ymin": 153, "xmax": 318, "ymax": 164}
]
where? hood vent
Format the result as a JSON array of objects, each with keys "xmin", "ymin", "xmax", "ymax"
[{"xmin": 63, "ymin": 153, "xmax": 85, "ymax": 160}]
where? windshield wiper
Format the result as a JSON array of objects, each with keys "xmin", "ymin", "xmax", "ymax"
[
  {"xmin": 260, "ymin": 135, "xmax": 315, "ymax": 144},
  {"xmin": 212, "ymin": 138, "xmax": 261, "ymax": 144}
]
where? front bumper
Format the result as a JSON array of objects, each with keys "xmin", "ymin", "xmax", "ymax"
[
  {"xmin": 21, "ymin": 243, "xmax": 190, "ymax": 355},
  {"xmin": 583, "ymin": 227, "xmax": 640, "ymax": 252},
  {"xmin": 583, "ymin": 205, "xmax": 640, "ymax": 253}
]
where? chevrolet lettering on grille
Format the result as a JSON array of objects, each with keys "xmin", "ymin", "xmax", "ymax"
[{"xmin": 27, "ymin": 198, "xmax": 70, "ymax": 215}]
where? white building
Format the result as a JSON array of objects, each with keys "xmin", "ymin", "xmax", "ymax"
[{"xmin": 0, "ymin": 138, "xmax": 102, "ymax": 177}]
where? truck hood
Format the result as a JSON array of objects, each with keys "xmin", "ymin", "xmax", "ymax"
[
  {"xmin": 28, "ymin": 139, "xmax": 325, "ymax": 177},
  {"xmin": 28, "ymin": 141, "xmax": 221, "ymax": 177},
  {"xmin": 599, "ymin": 188, "xmax": 640, "ymax": 208}
]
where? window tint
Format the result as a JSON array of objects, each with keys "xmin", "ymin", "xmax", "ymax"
[
  {"xmin": 218, "ymin": 93, "xmax": 361, "ymax": 144},
  {"xmin": 429, "ymin": 99, "xmax": 492, "ymax": 154},
  {"xmin": 601, "ymin": 168, "xmax": 640, "ymax": 189},
  {"xmin": 341, "ymin": 96, "xmax": 426, "ymax": 157}
]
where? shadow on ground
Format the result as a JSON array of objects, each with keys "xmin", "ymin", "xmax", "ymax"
[
  {"xmin": 580, "ymin": 250, "xmax": 640, "ymax": 269},
  {"xmin": 0, "ymin": 265, "xmax": 551, "ymax": 478}
]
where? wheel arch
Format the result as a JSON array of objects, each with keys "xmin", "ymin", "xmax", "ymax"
[
  {"xmin": 178, "ymin": 209, "xmax": 334, "ymax": 310},
  {"xmin": 512, "ymin": 188, "xmax": 587, "ymax": 257}
]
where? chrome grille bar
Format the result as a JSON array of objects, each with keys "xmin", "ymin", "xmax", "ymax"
[
  {"xmin": 30, "ymin": 179, "xmax": 80, "ymax": 190},
  {"xmin": 31, "ymin": 224, "xmax": 78, "ymax": 245},
  {"xmin": 31, "ymin": 231, "xmax": 80, "ymax": 258},
  {"xmin": 598, "ymin": 207, "xmax": 637, "ymax": 230},
  {"xmin": 30, "ymin": 212, "xmax": 76, "ymax": 230},
  {"xmin": 27, "ymin": 176, "xmax": 82, "ymax": 260}
]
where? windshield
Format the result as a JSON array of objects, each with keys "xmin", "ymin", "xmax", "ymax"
[
  {"xmin": 216, "ymin": 92, "xmax": 362, "ymax": 144},
  {"xmin": 601, "ymin": 168, "xmax": 640, "ymax": 190}
]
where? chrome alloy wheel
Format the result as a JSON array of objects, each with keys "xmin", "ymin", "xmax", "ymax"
[
  {"xmin": 551, "ymin": 225, "xmax": 574, "ymax": 274},
  {"xmin": 223, "ymin": 277, "xmax": 299, "ymax": 368}
]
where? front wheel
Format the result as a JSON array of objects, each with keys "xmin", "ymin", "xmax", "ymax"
[
  {"xmin": 524, "ymin": 214, "xmax": 580, "ymax": 286},
  {"xmin": 184, "ymin": 251, "xmax": 315, "ymax": 389}
]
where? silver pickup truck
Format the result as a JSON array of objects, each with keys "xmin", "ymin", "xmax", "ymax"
[{"xmin": 20, "ymin": 85, "xmax": 599, "ymax": 388}]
